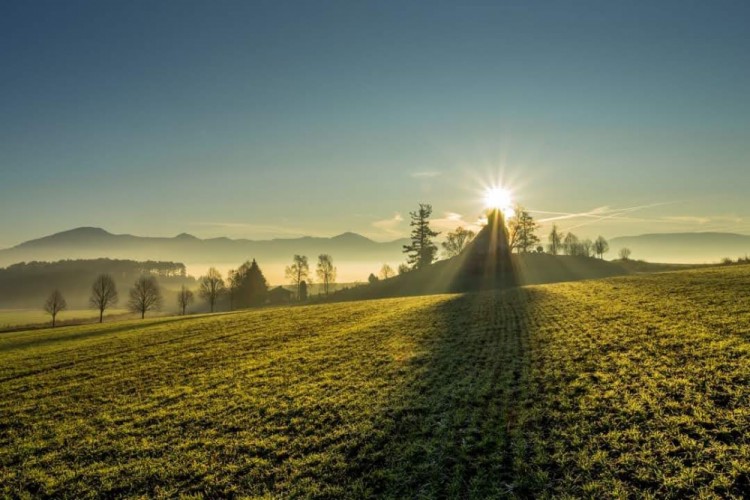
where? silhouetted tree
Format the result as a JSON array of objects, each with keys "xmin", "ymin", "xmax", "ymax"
[
  {"xmin": 441, "ymin": 226, "xmax": 476, "ymax": 258},
  {"xmin": 44, "ymin": 289, "xmax": 67, "ymax": 327},
  {"xmin": 89, "ymin": 273, "xmax": 118, "ymax": 323},
  {"xmin": 368, "ymin": 273, "xmax": 379, "ymax": 284},
  {"xmin": 177, "ymin": 285, "xmax": 194, "ymax": 315},
  {"xmin": 403, "ymin": 203, "xmax": 440, "ymax": 269},
  {"xmin": 398, "ymin": 263, "xmax": 410, "ymax": 275},
  {"xmin": 316, "ymin": 254, "xmax": 336, "ymax": 295},
  {"xmin": 536, "ymin": 245, "xmax": 544, "ymax": 253},
  {"xmin": 593, "ymin": 236, "xmax": 610, "ymax": 259},
  {"xmin": 508, "ymin": 206, "xmax": 540, "ymax": 253},
  {"xmin": 199, "ymin": 267, "xmax": 225, "ymax": 313},
  {"xmin": 128, "ymin": 276, "xmax": 162, "ymax": 319},
  {"xmin": 581, "ymin": 239, "xmax": 594, "ymax": 258},
  {"xmin": 234, "ymin": 259, "xmax": 268, "ymax": 307},
  {"xmin": 299, "ymin": 280, "xmax": 308, "ymax": 301},
  {"xmin": 226, "ymin": 268, "xmax": 239, "ymax": 310},
  {"xmin": 563, "ymin": 232, "xmax": 580, "ymax": 256},
  {"xmin": 548, "ymin": 225, "xmax": 564, "ymax": 255},
  {"xmin": 619, "ymin": 247, "xmax": 632, "ymax": 260},
  {"xmin": 286, "ymin": 255, "xmax": 310, "ymax": 300},
  {"xmin": 379, "ymin": 263, "xmax": 395, "ymax": 280}
]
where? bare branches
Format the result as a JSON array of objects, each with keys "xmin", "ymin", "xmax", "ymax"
[
  {"xmin": 128, "ymin": 276, "xmax": 162, "ymax": 319},
  {"xmin": 90, "ymin": 274, "xmax": 118, "ymax": 323},
  {"xmin": 43, "ymin": 289, "xmax": 67, "ymax": 327}
]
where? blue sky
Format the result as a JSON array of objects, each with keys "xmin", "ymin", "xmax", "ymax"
[{"xmin": 2, "ymin": 0, "xmax": 749, "ymax": 246}]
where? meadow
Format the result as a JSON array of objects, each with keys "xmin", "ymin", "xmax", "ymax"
[
  {"xmin": 2, "ymin": 266, "xmax": 750, "ymax": 497},
  {"xmin": 0, "ymin": 308, "xmax": 132, "ymax": 330}
]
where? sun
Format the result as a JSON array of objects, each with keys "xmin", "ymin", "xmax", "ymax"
[{"xmin": 483, "ymin": 186, "xmax": 513, "ymax": 212}]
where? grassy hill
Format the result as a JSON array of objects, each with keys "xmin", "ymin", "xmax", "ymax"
[
  {"xmin": 2, "ymin": 266, "xmax": 750, "ymax": 497},
  {"xmin": 331, "ymin": 252, "xmax": 632, "ymax": 302}
]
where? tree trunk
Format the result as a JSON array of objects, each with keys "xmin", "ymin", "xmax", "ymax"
[
  {"xmin": 141, "ymin": 310, "xmax": 145, "ymax": 319},
  {"xmin": 52, "ymin": 314, "xmax": 56, "ymax": 328},
  {"xmin": 99, "ymin": 309, "xmax": 103, "ymax": 323}
]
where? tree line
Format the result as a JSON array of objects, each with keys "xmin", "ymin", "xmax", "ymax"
[
  {"xmin": 364, "ymin": 203, "xmax": 632, "ymax": 285},
  {"xmin": 40, "ymin": 253, "xmax": 346, "ymax": 327}
]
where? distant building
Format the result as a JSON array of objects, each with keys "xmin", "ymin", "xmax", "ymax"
[{"xmin": 267, "ymin": 286, "xmax": 293, "ymax": 305}]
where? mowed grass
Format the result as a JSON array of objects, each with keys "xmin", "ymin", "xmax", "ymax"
[
  {"xmin": 0, "ymin": 309, "xmax": 132, "ymax": 330},
  {"xmin": 2, "ymin": 266, "xmax": 750, "ymax": 498}
]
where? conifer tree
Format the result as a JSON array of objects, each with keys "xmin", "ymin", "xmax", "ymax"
[{"xmin": 403, "ymin": 203, "xmax": 440, "ymax": 270}]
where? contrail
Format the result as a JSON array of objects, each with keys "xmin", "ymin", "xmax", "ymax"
[{"xmin": 531, "ymin": 202, "xmax": 674, "ymax": 228}]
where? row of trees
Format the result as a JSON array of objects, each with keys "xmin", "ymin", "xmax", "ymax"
[
  {"xmin": 43, "ymin": 274, "xmax": 165, "ymax": 327},
  {"xmin": 546, "ymin": 225, "xmax": 610, "ymax": 258},
  {"xmin": 387, "ymin": 203, "xmax": 626, "ymax": 278},
  {"xmin": 283, "ymin": 254, "xmax": 338, "ymax": 299},
  {"xmin": 41, "ymin": 253, "xmax": 343, "ymax": 326}
]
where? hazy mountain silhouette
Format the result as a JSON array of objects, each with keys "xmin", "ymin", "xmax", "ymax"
[
  {"xmin": 0, "ymin": 227, "xmax": 410, "ymax": 271},
  {"xmin": 609, "ymin": 232, "xmax": 750, "ymax": 263}
]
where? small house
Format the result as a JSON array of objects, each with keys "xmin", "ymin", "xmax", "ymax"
[{"xmin": 267, "ymin": 286, "xmax": 293, "ymax": 305}]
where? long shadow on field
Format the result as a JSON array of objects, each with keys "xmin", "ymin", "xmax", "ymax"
[{"xmin": 357, "ymin": 287, "xmax": 547, "ymax": 498}]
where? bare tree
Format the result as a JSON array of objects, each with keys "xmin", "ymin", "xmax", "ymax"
[
  {"xmin": 128, "ymin": 276, "xmax": 162, "ymax": 319},
  {"xmin": 593, "ymin": 236, "xmax": 610, "ymax": 259},
  {"xmin": 199, "ymin": 267, "xmax": 225, "ymax": 313},
  {"xmin": 44, "ymin": 289, "xmax": 67, "ymax": 328},
  {"xmin": 581, "ymin": 238, "xmax": 594, "ymax": 258},
  {"xmin": 285, "ymin": 255, "xmax": 310, "ymax": 300},
  {"xmin": 507, "ymin": 206, "xmax": 540, "ymax": 253},
  {"xmin": 89, "ymin": 273, "xmax": 118, "ymax": 323},
  {"xmin": 441, "ymin": 226, "xmax": 476, "ymax": 258},
  {"xmin": 563, "ymin": 232, "xmax": 580, "ymax": 256},
  {"xmin": 226, "ymin": 268, "xmax": 239, "ymax": 310},
  {"xmin": 619, "ymin": 247, "xmax": 632, "ymax": 260},
  {"xmin": 379, "ymin": 263, "xmax": 395, "ymax": 280},
  {"xmin": 548, "ymin": 225, "xmax": 564, "ymax": 255},
  {"xmin": 315, "ymin": 254, "xmax": 336, "ymax": 295},
  {"xmin": 398, "ymin": 263, "xmax": 410, "ymax": 275},
  {"xmin": 177, "ymin": 285, "xmax": 194, "ymax": 315}
]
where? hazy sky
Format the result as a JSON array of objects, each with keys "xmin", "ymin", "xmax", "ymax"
[{"xmin": 2, "ymin": 0, "xmax": 750, "ymax": 247}]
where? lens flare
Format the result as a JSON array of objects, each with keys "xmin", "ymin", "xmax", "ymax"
[{"xmin": 483, "ymin": 187, "xmax": 513, "ymax": 212}]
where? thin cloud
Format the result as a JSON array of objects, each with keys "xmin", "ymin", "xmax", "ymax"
[
  {"xmin": 533, "ymin": 203, "xmax": 676, "ymax": 231},
  {"xmin": 661, "ymin": 215, "xmax": 713, "ymax": 225},
  {"xmin": 192, "ymin": 221, "xmax": 317, "ymax": 238},
  {"xmin": 431, "ymin": 212, "xmax": 483, "ymax": 234},
  {"xmin": 370, "ymin": 212, "xmax": 405, "ymax": 238}
]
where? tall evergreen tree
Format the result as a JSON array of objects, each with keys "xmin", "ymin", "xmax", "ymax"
[
  {"xmin": 234, "ymin": 259, "xmax": 269, "ymax": 307},
  {"xmin": 403, "ymin": 203, "xmax": 440, "ymax": 270}
]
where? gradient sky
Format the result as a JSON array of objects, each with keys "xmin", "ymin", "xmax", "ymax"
[{"xmin": 2, "ymin": 0, "xmax": 750, "ymax": 248}]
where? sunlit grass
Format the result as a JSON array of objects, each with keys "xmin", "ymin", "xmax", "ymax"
[
  {"xmin": 0, "ymin": 308, "xmax": 131, "ymax": 329},
  {"xmin": 2, "ymin": 266, "xmax": 750, "ymax": 497}
]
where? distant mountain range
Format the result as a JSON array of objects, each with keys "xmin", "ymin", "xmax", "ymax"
[
  {"xmin": 2, "ymin": 228, "xmax": 748, "ymax": 281},
  {"xmin": 609, "ymin": 232, "xmax": 750, "ymax": 263},
  {"xmin": 0, "ymin": 227, "xmax": 409, "ymax": 282}
]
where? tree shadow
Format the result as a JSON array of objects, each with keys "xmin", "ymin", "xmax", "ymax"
[{"xmin": 351, "ymin": 287, "xmax": 552, "ymax": 498}]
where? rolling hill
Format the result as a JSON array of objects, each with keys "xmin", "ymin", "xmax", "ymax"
[
  {"xmin": 2, "ymin": 266, "xmax": 750, "ymax": 497},
  {"xmin": 610, "ymin": 232, "xmax": 750, "ymax": 263},
  {"xmin": 0, "ymin": 227, "xmax": 408, "ymax": 281}
]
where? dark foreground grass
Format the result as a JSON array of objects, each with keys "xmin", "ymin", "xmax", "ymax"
[{"xmin": 2, "ymin": 266, "xmax": 750, "ymax": 498}]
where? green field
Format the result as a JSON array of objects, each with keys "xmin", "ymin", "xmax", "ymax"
[
  {"xmin": 0, "ymin": 308, "xmax": 132, "ymax": 330},
  {"xmin": 2, "ymin": 266, "xmax": 750, "ymax": 497}
]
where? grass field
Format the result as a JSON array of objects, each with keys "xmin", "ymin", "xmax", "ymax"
[
  {"xmin": 2, "ymin": 266, "xmax": 750, "ymax": 497},
  {"xmin": 0, "ymin": 308, "xmax": 132, "ymax": 330}
]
